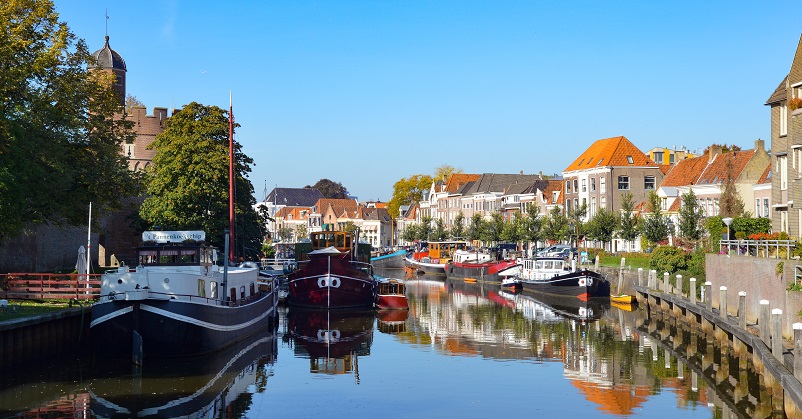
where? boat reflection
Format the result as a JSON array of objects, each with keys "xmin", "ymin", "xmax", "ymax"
[
  {"xmin": 500, "ymin": 289, "xmax": 610, "ymax": 322},
  {"xmin": 89, "ymin": 327, "xmax": 278, "ymax": 418},
  {"xmin": 285, "ymin": 308, "xmax": 374, "ymax": 377},
  {"xmin": 377, "ymin": 308, "xmax": 409, "ymax": 334}
]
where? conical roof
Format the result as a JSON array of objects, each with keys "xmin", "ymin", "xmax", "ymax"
[{"xmin": 89, "ymin": 35, "xmax": 126, "ymax": 71}]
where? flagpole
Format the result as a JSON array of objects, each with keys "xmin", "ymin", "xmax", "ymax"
[
  {"xmin": 86, "ymin": 202, "xmax": 92, "ymax": 291},
  {"xmin": 229, "ymin": 92, "xmax": 235, "ymax": 262}
]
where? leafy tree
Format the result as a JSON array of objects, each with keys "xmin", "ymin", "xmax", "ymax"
[
  {"xmin": 276, "ymin": 226, "xmax": 294, "ymax": 242},
  {"xmin": 125, "ymin": 94, "xmax": 145, "ymax": 112},
  {"xmin": 401, "ymin": 224, "xmax": 420, "ymax": 242},
  {"xmin": 542, "ymin": 206, "xmax": 569, "ymax": 244},
  {"xmin": 567, "ymin": 203, "xmax": 588, "ymax": 246},
  {"xmin": 432, "ymin": 218, "xmax": 447, "ymax": 241},
  {"xmin": 387, "ymin": 174, "xmax": 433, "ymax": 218},
  {"xmin": 450, "ymin": 212, "xmax": 465, "ymax": 240},
  {"xmin": 419, "ymin": 215, "xmax": 433, "ymax": 240},
  {"xmin": 641, "ymin": 190, "xmax": 669, "ymax": 246},
  {"xmin": 295, "ymin": 224, "xmax": 308, "ymax": 240},
  {"xmin": 500, "ymin": 215, "xmax": 521, "ymax": 243},
  {"xmin": 618, "ymin": 193, "xmax": 640, "ymax": 247},
  {"xmin": 0, "ymin": 0, "xmax": 143, "ymax": 240},
  {"xmin": 262, "ymin": 240, "xmax": 275, "ymax": 258},
  {"xmin": 518, "ymin": 204, "xmax": 543, "ymax": 249},
  {"xmin": 586, "ymin": 207, "xmax": 617, "ymax": 250},
  {"xmin": 481, "ymin": 212, "xmax": 505, "ymax": 244},
  {"xmin": 342, "ymin": 221, "xmax": 358, "ymax": 234},
  {"xmin": 731, "ymin": 216, "xmax": 770, "ymax": 238},
  {"xmin": 434, "ymin": 165, "xmax": 462, "ymax": 182},
  {"xmin": 677, "ymin": 190, "xmax": 704, "ymax": 244},
  {"xmin": 306, "ymin": 178, "xmax": 349, "ymax": 199},
  {"xmin": 719, "ymin": 157, "xmax": 745, "ymax": 218},
  {"xmin": 649, "ymin": 245, "xmax": 688, "ymax": 275},
  {"xmin": 140, "ymin": 102, "xmax": 261, "ymax": 256},
  {"xmin": 467, "ymin": 213, "xmax": 483, "ymax": 242}
]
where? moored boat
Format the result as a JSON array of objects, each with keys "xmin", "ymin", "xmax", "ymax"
[
  {"xmin": 90, "ymin": 230, "xmax": 279, "ymax": 359},
  {"xmin": 611, "ymin": 294, "xmax": 636, "ymax": 304},
  {"xmin": 445, "ymin": 249, "xmax": 520, "ymax": 283},
  {"xmin": 287, "ymin": 230, "xmax": 377, "ymax": 309},
  {"xmin": 517, "ymin": 256, "xmax": 610, "ymax": 300},
  {"xmin": 375, "ymin": 278, "xmax": 409, "ymax": 310},
  {"xmin": 404, "ymin": 240, "xmax": 469, "ymax": 275},
  {"xmin": 370, "ymin": 249, "xmax": 407, "ymax": 269}
]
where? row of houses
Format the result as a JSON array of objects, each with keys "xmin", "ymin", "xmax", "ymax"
[{"xmin": 259, "ymin": 33, "xmax": 802, "ymax": 252}]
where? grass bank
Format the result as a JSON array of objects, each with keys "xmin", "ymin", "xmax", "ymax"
[{"xmin": 0, "ymin": 300, "xmax": 75, "ymax": 322}]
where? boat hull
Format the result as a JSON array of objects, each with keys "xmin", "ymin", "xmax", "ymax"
[
  {"xmin": 404, "ymin": 256, "xmax": 446, "ymax": 275},
  {"xmin": 370, "ymin": 250, "xmax": 407, "ymax": 269},
  {"xmin": 519, "ymin": 269, "xmax": 610, "ymax": 300},
  {"xmin": 376, "ymin": 294, "xmax": 409, "ymax": 310},
  {"xmin": 287, "ymin": 255, "xmax": 376, "ymax": 309},
  {"xmin": 445, "ymin": 260, "xmax": 520, "ymax": 283},
  {"xmin": 90, "ymin": 292, "xmax": 277, "ymax": 358}
]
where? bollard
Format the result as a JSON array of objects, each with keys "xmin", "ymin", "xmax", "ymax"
[
  {"xmin": 649, "ymin": 269, "xmax": 657, "ymax": 289},
  {"xmin": 772, "ymin": 308, "xmax": 783, "ymax": 359},
  {"xmin": 760, "ymin": 300, "xmax": 770, "ymax": 346},
  {"xmin": 719, "ymin": 286, "xmax": 728, "ymax": 320},
  {"xmin": 691, "ymin": 371, "xmax": 698, "ymax": 392},
  {"xmin": 664, "ymin": 272, "xmax": 670, "ymax": 293},
  {"xmin": 738, "ymin": 292, "xmax": 746, "ymax": 329},
  {"xmin": 794, "ymin": 323, "xmax": 802, "ymax": 381},
  {"xmin": 675, "ymin": 274, "xmax": 683, "ymax": 297},
  {"xmin": 638, "ymin": 268, "xmax": 643, "ymax": 287},
  {"xmin": 704, "ymin": 282, "xmax": 712, "ymax": 310},
  {"xmin": 689, "ymin": 278, "xmax": 697, "ymax": 304},
  {"xmin": 594, "ymin": 255, "xmax": 599, "ymax": 271}
]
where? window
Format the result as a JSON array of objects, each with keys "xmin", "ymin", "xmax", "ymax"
[
  {"xmin": 626, "ymin": 156, "xmax": 634, "ymax": 164},
  {"xmin": 581, "ymin": 179, "xmax": 586, "ymax": 192},
  {"xmin": 600, "ymin": 176, "xmax": 606, "ymax": 193},
  {"xmin": 573, "ymin": 179, "xmax": 578, "ymax": 191},
  {"xmin": 600, "ymin": 195, "xmax": 606, "ymax": 208},
  {"xmin": 552, "ymin": 191, "xmax": 558, "ymax": 203},
  {"xmin": 198, "ymin": 279, "xmax": 206, "ymax": 298},
  {"xmin": 661, "ymin": 197, "xmax": 667, "ymax": 210},
  {"xmin": 210, "ymin": 281, "xmax": 218, "ymax": 299},
  {"xmin": 756, "ymin": 199, "xmax": 761, "ymax": 218},
  {"xmin": 653, "ymin": 151, "xmax": 663, "ymax": 163},
  {"xmin": 714, "ymin": 198, "xmax": 719, "ymax": 216},
  {"xmin": 618, "ymin": 175, "xmax": 629, "ymax": 190},
  {"xmin": 781, "ymin": 104, "xmax": 788, "ymax": 136},
  {"xmin": 591, "ymin": 177, "xmax": 596, "ymax": 192},
  {"xmin": 644, "ymin": 176, "xmax": 655, "ymax": 190},
  {"xmin": 591, "ymin": 197, "xmax": 596, "ymax": 216},
  {"xmin": 669, "ymin": 154, "xmax": 675, "ymax": 165},
  {"xmin": 779, "ymin": 155, "xmax": 788, "ymax": 190},
  {"xmin": 795, "ymin": 147, "xmax": 802, "ymax": 173},
  {"xmin": 566, "ymin": 181, "xmax": 571, "ymax": 192},
  {"xmin": 764, "ymin": 198, "xmax": 770, "ymax": 217}
]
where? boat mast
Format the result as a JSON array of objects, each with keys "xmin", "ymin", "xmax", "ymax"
[{"xmin": 228, "ymin": 92, "xmax": 235, "ymax": 262}]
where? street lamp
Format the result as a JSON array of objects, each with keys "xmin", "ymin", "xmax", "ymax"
[
  {"xmin": 722, "ymin": 217, "xmax": 733, "ymax": 241},
  {"xmin": 666, "ymin": 218, "xmax": 675, "ymax": 245}
]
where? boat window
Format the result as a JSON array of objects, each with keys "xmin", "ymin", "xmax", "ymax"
[
  {"xmin": 336, "ymin": 234, "xmax": 345, "ymax": 248},
  {"xmin": 181, "ymin": 249, "xmax": 198, "ymax": 263},
  {"xmin": 160, "ymin": 249, "xmax": 179, "ymax": 264},
  {"xmin": 240, "ymin": 286, "xmax": 246, "ymax": 300},
  {"xmin": 536, "ymin": 261, "xmax": 544, "ymax": 270},
  {"xmin": 344, "ymin": 235, "xmax": 351, "ymax": 249},
  {"xmin": 544, "ymin": 261, "xmax": 553, "ymax": 270},
  {"xmin": 210, "ymin": 281, "xmax": 218, "ymax": 299},
  {"xmin": 250, "ymin": 283, "xmax": 255, "ymax": 296},
  {"xmin": 229, "ymin": 287, "xmax": 237, "ymax": 302},
  {"xmin": 139, "ymin": 250, "xmax": 157, "ymax": 265},
  {"xmin": 198, "ymin": 279, "xmax": 206, "ymax": 297}
]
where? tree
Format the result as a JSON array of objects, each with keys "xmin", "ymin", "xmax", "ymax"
[
  {"xmin": 719, "ymin": 157, "xmax": 745, "ymax": 218},
  {"xmin": 518, "ymin": 204, "xmax": 543, "ymax": 250},
  {"xmin": 450, "ymin": 212, "xmax": 465, "ymax": 240},
  {"xmin": 542, "ymin": 206, "xmax": 569, "ymax": 244},
  {"xmin": 641, "ymin": 190, "xmax": 669, "ymax": 246},
  {"xmin": 125, "ymin": 94, "xmax": 145, "ymax": 112},
  {"xmin": 306, "ymin": 178, "xmax": 349, "ymax": 199},
  {"xmin": 342, "ymin": 221, "xmax": 358, "ymax": 234},
  {"xmin": 276, "ymin": 226, "xmax": 294, "ymax": 242},
  {"xmin": 139, "ymin": 102, "xmax": 261, "ymax": 255},
  {"xmin": 387, "ymin": 174, "xmax": 433, "ymax": 218},
  {"xmin": 295, "ymin": 224, "xmax": 308, "ymax": 241},
  {"xmin": 500, "ymin": 214, "xmax": 521, "ymax": 243},
  {"xmin": 586, "ymin": 207, "xmax": 618, "ymax": 250},
  {"xmin": 618, "ymin": 193, "xmax": 640, "ymax": 247},
  {"xmin": 0, "ymin": 0, "xmax": 143, "ymax": 240},
  {"xmin": 419, "ymin": 215, "xmax": 433, "ymax": 240},
  {"xmin": 481, "ymin": 212, "xmax": 504, "ymax": 243},
  {"xmin": 434, "ymin": 165, "xmax": 462, "ymax": 182},
  {"xmin": 467, "ymin": 213, "xmax": 483, "ymax": 242},
  {"xmin": 677, "ymin": 190, "xmax": 704, "ymax": 244},
  {"xmin": 401, "ymin": 224, "xmax": 420, "ymax": 242},
  {"xmin": 432, "ymin": 218, "xmax": 447, "ymax": 241},
  {"xmin": 567, "ymin": 203, "xmax": 588, "ymax": 246}
]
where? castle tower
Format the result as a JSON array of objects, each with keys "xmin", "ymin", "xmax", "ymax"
[{"xmin": 88, "ymin": 35, "xmax": 127, "ymax": 106}]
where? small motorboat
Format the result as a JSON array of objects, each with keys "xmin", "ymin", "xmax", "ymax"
[
  {"xmin": 500, "ymin": 277, "xmax": 521, "ymax": 290},
  {"xmin": 610, "ymin": 294, "xmax": 636, "ymax": 304},
  {"xmin": 375, "ymin": 278, "xmax": 409, "ymax": 310}
]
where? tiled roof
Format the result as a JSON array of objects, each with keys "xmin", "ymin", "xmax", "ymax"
[
  {"xmin": 315, "ymin": 198, "xmax": 359, "ymax": 218},
  {"xmin": 766, "ymin": 75, "xmax": 788, "ymax": 105},
  {"xmin": 564, "ymin": 136, "xmax": 657, "ymax": 172},
  {"xmin": 542, "ymin": 180, "xmax": 563, "ymax": 205},
  {"xmin": 463, "ymin": 174, "xmax": 545, "ymax": 195},
  {"xmin": 661, "ymin": 152, "xmax": 710, "ymax": 187},
  {"xmin": 658, "ymin": 164, "xmax": 672, "ymax": 175},
  {"xmin": 756, "ymin": 164, "xmax": 772, "ymax": 184},
  {"xmin": 266, "ymin": 188, "xmax": 324, "ymax": 207},
  {"xmin": 668, "ymin": 198, "xmax": 681, "ymax": 212},
  {"xmin": 696, "ymin": 150, "xmax": 756, "ymax": 185},
  {"xmin": 445, "ymin": 174, "xmax": 481, "ymax": 193},
  {"xmin": 276, "ymin": 206, "xmax": 312, "ymax": 219}
]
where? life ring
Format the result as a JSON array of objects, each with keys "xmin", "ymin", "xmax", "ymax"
[
  {"xmin": 330, "ymin": 277, "xmax": 341, "ymax": 288},
  {"xmin": 318, "ymin": 278, "xmax": 328, "ymax": 288}
]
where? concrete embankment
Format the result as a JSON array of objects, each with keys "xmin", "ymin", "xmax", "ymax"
[{"xmin": 0, "ymin": 307, "xmax": 91, "ymax": 369}]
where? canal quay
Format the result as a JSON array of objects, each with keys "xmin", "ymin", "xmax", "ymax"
[{"xmin": 0, "ymin": 267, "xmax": 794, "ymax": 418}]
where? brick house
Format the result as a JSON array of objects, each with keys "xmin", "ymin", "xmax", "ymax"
[
  {"xmin": 753, "ymin": 165, "xmax": 772, "ymax": 220},
  {"xmin": 431, "ymin": 173, "xmax": 481, "ymax": 229}
]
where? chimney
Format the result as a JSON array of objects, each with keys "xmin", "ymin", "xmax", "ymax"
[
  {"xmin": 755, "ymin": 138, "xmax": 765, "ymax": 152},
  {"xmin": 539, "ymin": 171, "xmax": 543, "ymax": 179},
  {"xmin": 709, "ymin": 145, "xmax": 722, "ymax": 163},
  {"xmin": 520, "ymin": 170, "xmax": 524, "ymax": 175}
]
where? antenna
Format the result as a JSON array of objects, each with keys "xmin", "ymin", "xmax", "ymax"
[{"xmin": 105, "ymin": 9, "xmax": 109, "ymax": 37}]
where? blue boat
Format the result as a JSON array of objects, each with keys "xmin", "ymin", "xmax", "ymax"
[{"xmin": 370, "ymin": 249, "xmax": 406, "ymax": 269}]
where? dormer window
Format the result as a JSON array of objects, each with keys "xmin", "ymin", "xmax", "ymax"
[{"xmin": 626, "ymin": 156, "xmax": 634, "ymax": 164}]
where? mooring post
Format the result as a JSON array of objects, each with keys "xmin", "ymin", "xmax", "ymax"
[
  {"xmin": 675, "ymin": 274, "xmax": 683, "ymax": 297},
  {"xmin": 794, "ymin": 323, "xmax": 802, "ymax": 381},
  {"xmin": 772, "ymin": 308, "xmax": 783, "ymax": 359},
  {"xmin": 719, "ymin": 286, "xmax": 728, "ymax": 320},
  {"xmin": 704, "ymin": 282, "xmax": 712, "ymax": 310},
  {"xmin": 689, "ymin": 278, "xmax": 697, "ymax": 304},
  {"xmin": 760, "ymin": 300, "xmax": 770, "ymax": 346},
  {"xmin": 738, "ymin": 291, "xmax": 746, "ymax": 329},
  {"xmin": 594, "ymin": 255, "xmax": 599, "ymax": 271},
  {"xmin": 638, "ymin": 268, "xmax": 643, "ymax": 287},
  {"xmin": 663, "ymin": 272, "xmax": 670, "ymax": 293},
  {"xmin": 691, "ymin": 371, "xmax": 698, "ymax": 392},
  {"xmin": 617, "ymin": 258, "xmax": 625, "ymax": 294},
  {"xmin": 649, "ymin": 269, "xmax": 657, "ymax": 289}
]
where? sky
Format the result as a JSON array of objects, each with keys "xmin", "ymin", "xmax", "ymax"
[{"xmin": 55, "ymin": 1, "xmax": 800, "ymax": 202}]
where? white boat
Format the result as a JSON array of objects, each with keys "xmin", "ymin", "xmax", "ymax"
[
  {"xmin": 516, "ymin": 256, "xmax": 610, "ymax": 299},
  {"xmin": 90, "ymin": 230, "xmax": 279, "ymax": 359}
]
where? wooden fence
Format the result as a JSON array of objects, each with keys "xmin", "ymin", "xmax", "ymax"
[{"xmin": 0, "ymin": 273, "xmax": 101, "ymax": 300}]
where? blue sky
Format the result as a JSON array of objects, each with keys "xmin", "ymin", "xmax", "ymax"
[{"xmin": 56, "ymin": 1, "xmax": 799, "ymax": 202}]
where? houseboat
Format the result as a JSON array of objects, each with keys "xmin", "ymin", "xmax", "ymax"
[
  {"xmin": 517, "ymin": 256, "xmax": 610, "ymax": 300},
  {"xmin": 287, "ymin": 230, "xmax": 377, "ymax": 309},
  {"xmin": 370, "ymin": 248, "xmax": 407, "ymax": 269},
  {"xmin": 404, "ymin": 240, "xmax": 469, "ymax": 275},
  {"xmin": 444, "ymin": 249, "xmax": 520, "ymax": 283},
  {"xmin": 90, "ymin": 231, "xmax": 278, "ymax": 359},
  {"xmin": 375, "ymin": 277, "xmax": 408, "ymax": 310}
]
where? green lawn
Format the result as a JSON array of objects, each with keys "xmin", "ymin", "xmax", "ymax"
[
  {"xmin": 599, "ymin": 255, "xmax": 651, "ymax": 270},
  {"xmin": 0, "ymin": 300, "xmax": 76, "ymax": 322}
]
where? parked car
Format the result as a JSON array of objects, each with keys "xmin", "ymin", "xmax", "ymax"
[
  {"xmin": 537, "ymin": 244, "xmax": 572, "ymax": 257},
  {"xmin": 553, "ymin": 247, "xmax": 578, "ymax": 259}
]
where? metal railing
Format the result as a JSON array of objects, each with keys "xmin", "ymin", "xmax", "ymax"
[{"xmin": 719, "ymin": 239, "xmax": 797, "ymax": 259}]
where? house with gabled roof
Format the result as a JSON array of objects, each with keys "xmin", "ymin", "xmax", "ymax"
[
  {"xmin": 563, "ymin": 136, "xmax": 663, "ymax": 222},
  {"xmin": 432, "ymin": 173, "xmax": 481, "ymax": 229},
  {"xmin": 255, "ymin": 187, "xmax": 324, "ymax": 239},
  {"xmin": 766, "ymin": 32, "xmax": 802, "ymax": 236},
  {"xmin": 274, "ymin": 206, "xmax": 313, "ymax": 242},
  {"xmin": 753, "ymin": 165, "xmax": 772, "ymax": 219},
  {"xmin": 358, "ymin": 205, "xmax": 393, "ymax": 249},
  {"xmin": 311, "ymin": 198, "xmax": 360, "ymax": 232},
  {"xmin": 458, "ymin": 173, "xmax": 545, "ymax": 221}
]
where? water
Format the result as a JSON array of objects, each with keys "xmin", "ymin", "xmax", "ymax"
[{"xmin": 0, "ymin": 268, "xmax": 784, "ymax": 418}]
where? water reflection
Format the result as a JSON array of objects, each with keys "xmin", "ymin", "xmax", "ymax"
[{"xmin": 284, "ymin": 308, "xmax": 374, "ymax": 378}]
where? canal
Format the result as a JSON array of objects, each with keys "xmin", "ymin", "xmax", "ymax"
[{"xmin": 0, "ymin": 268, "xmax": 786, "ymax": 418}]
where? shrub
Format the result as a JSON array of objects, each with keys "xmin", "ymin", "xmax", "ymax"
[{"xmin": 649, "ymin": 245, "xmax": 689, "ymax": 275}]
